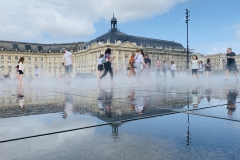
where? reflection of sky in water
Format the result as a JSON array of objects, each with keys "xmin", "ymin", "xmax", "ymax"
[
  {"xmin": 1, "ymin": 114, "xmax": 240, "ymax": 160},
  {"xmin": 0, "ymin": 114, "xmax": 99, "ymax": 141},
  {"xmin": 0, "ymin": 80, "xmax": 240, "ymax": 159}
]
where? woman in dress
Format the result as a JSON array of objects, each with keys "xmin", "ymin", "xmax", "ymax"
[{"xmin": 205, "ymin": 58, "xmax": 211, "ymax": 77}]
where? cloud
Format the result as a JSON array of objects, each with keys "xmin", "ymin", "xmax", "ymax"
[
  {"xmin": 193, "ymin": 41, "xmax": 240, "ymax": 55},
  {"xmin": 0, "ymin": 0, "xmax": 186, "ymax": 42}
]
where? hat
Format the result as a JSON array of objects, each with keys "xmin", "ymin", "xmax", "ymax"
[{"xmin": 60, "ymin": 48, "xmax": 66, "ymax": 52}]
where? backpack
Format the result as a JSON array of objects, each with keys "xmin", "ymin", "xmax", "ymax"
[
  {"xmin": 101, "ymin": 55, "xmax": 106, "ymax": 64},
  {"xmin": 16, "ymin": 65, "xmax": 19, "ymax": 71}
]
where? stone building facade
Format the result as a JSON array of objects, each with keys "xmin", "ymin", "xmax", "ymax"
[{"xmin": 0, "ymin": 15, "xmax": 188, "ymax": 78}]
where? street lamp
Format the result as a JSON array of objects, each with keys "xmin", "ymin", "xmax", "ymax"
[{"xmin": 186, "ymin": 9, "xmax": 190, "ymax": 73}]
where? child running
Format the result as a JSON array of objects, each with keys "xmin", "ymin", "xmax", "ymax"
[
  {"xmin": 59, "ymin": 62, "xmax": 66, "ymax": 83},
  {"xmin": 190, "ymin": 55, "xmax": 199, "ymax": 81},
  {"xmin": 97, "ymin": 54, "xmax": 104, "ymax": 81},
  {"xmin": 18, "ymin": 57, "xmax": 25, "ymax": 85}
]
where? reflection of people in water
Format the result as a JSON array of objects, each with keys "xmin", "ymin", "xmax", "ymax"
[
  {"xmin": 17, "ymin": 85, "xmax": 25, "ymax": 111},
  {"xmin": 192, "ymin": 86, "xmax": 200, "ymax": 108},
  {"xmin": 205, "ymin": 88, "xmax": 212, "ymax": 103},
  {"xmin": 128, "ymin": 88, "xmax": 147, "ymax": 115},
  {"xmin": 170, "ymin": 87, "xmax": 176, "ymax": 99},
  {"xmin": 100, "ymin": 87, "xmax": 114, "ymax": 118},
  {"xmin": 226, "ymin": 83, "xmax": 238, "ymax": 116},
  {"xmin": 62, "ymin": 92, "xmax": 74, "ymax": 119}
]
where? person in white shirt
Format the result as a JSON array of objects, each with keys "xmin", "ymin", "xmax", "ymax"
[
  {"xmin": 34, "ymin": 66, "xmax": 39, "ymax": 79},
  {"xmin": 169, "ymin": 61, "xmax": 176, "ymax": 78},
  {"xmin": 61, "ymin": 48, "xmax": 74, "ymax": 80},
  {"xmin": 133, "ymin": 49, "xmax": 146, "ymax": 82},
  {"xmin": 18, "ymin": 57, "xmax": 25, "ymax": 85},
  {"xmin": 190, "ymin": 55, "xmax": 199, "ymax": 80}
]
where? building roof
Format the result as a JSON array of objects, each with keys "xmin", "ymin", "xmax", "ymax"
[
  {"xmin": 0, "ymin": 40, "xmax": 84, "ymax": 53},
  {"xmin": 83, "ymin": 15, "xmax": 185, "ymax": 51}
]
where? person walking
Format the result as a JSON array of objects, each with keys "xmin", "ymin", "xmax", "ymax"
[
  {"xmin": 18, "ymin": 57, "xmax": 25, "ymax": 85},
  {"xmin": 133, "ymin": 49, "xmax": 146, "ymax": 83},
  {"xmin": 99, "ymin": 48, "xmax": 115, "ymax": 84},
  {"xmin": 163, "ymin": 61, "xmax": 168, "ymax": 78},
  {"xmin": 226, "ymin": 48, "xmax": 238, "ymax": 80},
  {"xmin": 97, "ymin": 54, "xmax": 104, "ymax": 81},
  {"xmin": 144, "ymin": 54, "xmax": 151, "ymax": 77},
  {"xmin": 60, "ymin": 48, "xmax": 74, "ymax": 83},
  {"xmin": 205, "ymin": 58, "xmax": 211, "ymax": 77},
  {"xmin": 127, "ymin": 52, "xmax": 136, "ymax": 81},
  {"xmin": 156, "ymin": 58, "xmax": 162, "ymax": 79},
  {"xmin": 34, "ymin": 66, "xmax": 39, "ymax": 79},
  {"xmin": 190, "ymin": 55, "xmax": 199, "ymax": 80},
  {"xmin": 140, "ymin": 49, "xmax": 145, "ymax": 73},
  {"xmin": 169, "ymin": 61, "xmax": 176, "ymax": 78},
  {"xmin": 199, "ymin": 61, "xmax": 204, "ymax": 77}
]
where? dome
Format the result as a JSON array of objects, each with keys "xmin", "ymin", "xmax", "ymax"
[{"xmin": 111, "ymin": 14, "xmax": 117, "ymax": 22}]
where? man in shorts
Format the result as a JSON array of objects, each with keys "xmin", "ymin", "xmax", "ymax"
[
  {"xmin": 226, "ymin": 48, "xmax": 238, "ymax": 80},
  {"xmin": 61, "ymin": 48, "xmax": 74, "ymax": 81}
]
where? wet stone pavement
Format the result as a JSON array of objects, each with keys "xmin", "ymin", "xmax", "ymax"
[{"xmin": 0, "ymin": 78, "xmax": 240, "ymax": 160}]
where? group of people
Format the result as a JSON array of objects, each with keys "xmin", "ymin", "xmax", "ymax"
[
  {"xmin": 14, "ymin": 47, "xmax": 238, "ymax": 85},
  {"xmin": 190, "ymin": 48, "xmax": 238, "ymax": 81}
]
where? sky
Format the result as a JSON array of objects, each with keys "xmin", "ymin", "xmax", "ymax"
[{"xmin": 0, "ymin": 0, "xmax": 239, "ymax": 55}]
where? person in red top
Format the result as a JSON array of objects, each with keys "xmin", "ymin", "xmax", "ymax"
[{"xmin": 128, "ymin": 52, "xmax": 136, "ymax": 81}]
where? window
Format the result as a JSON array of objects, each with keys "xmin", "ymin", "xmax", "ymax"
[
  {"xmin": 48, "ymin": 58, "xmax": 51, "ymax": 61},
  {"xmin": 8, "ymin": 62, "xmax": 11, "ymax": 67},
  {"xmin": 1, "ymin": 61, "xmax": 4, "ymax": 67},
  {"xmin": 28, "ymin": 62, "xmax": 31, "ymax": 67},
  {"xmin": 1, "ymin": 55, "xmax": 4, "ymax": 59},
  {"xmin": 8, "ymin": 56, "xmax": 11, "ymax": 60},
  {"xmin": 54, "ymin": 63, "xmax": 57, "ymax": 67},
  {"xmin": 49, "ymin": 63, "xmax": 51, "ymax": 67},
  {"xmin": 35, "ymin": 57, "xmax": 37, "ymax": 61},
  {"xmin": 41, "ymin": 63, "xmax": 44, "ymax": 68},
  {"xmin": 54, "ymin": 57, "xmax": 56, "ymax": 61},
  {"xmin": 41, "ymin": 57, "xmax": 43, "ymax": 61},
  {"xmin": 118, "ymin": 58, "xmax": 122, "ymax": 64},
  {"xmin": 15, "ymin": 56, "xmax": 18, "ymax": 60},
  {"xmin": 28, "ymin": 57, "xmax": 31, "ymax": 60},
  {"xmin": 118, "ymin": 51, "xmax": 121, "ymax": 55}
]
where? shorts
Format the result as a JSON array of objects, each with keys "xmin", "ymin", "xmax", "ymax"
[
  {"xmin": 226, "ymin": 63, "xmax": 238, "ymax": 72},
  {"xmin": 19, "ymin": 70, "xmax": 24, "ymax": 74},
  {"xmin": 205, "ymin": 67, "xmax": 211, "ymax": 72},
  {"xmin": 98, "ymin": 64, "xmax": 104, "ymax": 71},
  {"xmin": 35, "ymin": 74, "xmax": 38, "ymax": 77},
  {"xmin": 65, "ymin": 65, "xmax": 72, "ymax": 73},
  {"xmin": 192, "ymin": 69, "xmax": 198, "ymax": 75},
  {"xmin": 199, "ymin": 71, "xmax": 203, "ymax": 75}
]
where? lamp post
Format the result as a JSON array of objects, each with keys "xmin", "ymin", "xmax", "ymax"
[{"xmin": 186, "ymin": 9, "xmax": 190, "ymax": 73}]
